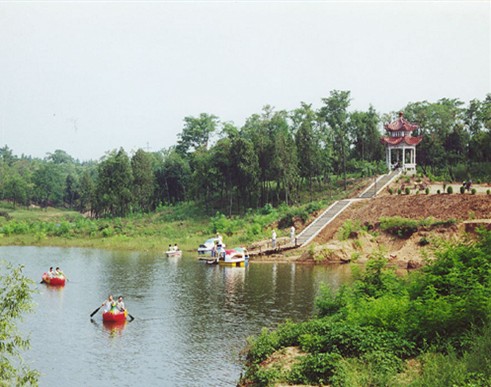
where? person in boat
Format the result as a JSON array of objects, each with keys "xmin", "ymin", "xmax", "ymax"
[
  {"xmin": 116, "ymin": 296, "xmax": 125, "ymax": 312},
  {"xmin": 54, "ymin": 267, "xmax": 64, "ymax": 277},
  {"xmin": 211, "ymin": 240, "xmax": 217, "ymax": 258},
  {"xmin": 168, "ymin": 244, "xmax": 172, "ymax": 252},
  {"xmin": 101, "ymin": 294, "xmax": 116, "ymax": 312},
  {"xmin": 47, "ymin": 267, "xmax": 55, "ymax": 278},
  {"xmin": 217, "ymin": 233, "xmax": 223, "ymax": 246},
  {"xmin": 173, "ymin": 243, "xmax": 179, "ymax": 251}
]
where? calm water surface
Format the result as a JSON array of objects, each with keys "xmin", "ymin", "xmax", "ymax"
[{"xmin": 1, "ymin": 246, "xmax": 352, "ymax": 386}]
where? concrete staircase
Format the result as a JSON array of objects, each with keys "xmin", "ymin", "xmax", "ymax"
[
  {"xmin": 358, "ymin": 169, "xmax": 401, "ymax": 199},
  {"xmin": 296, "ymin": 200, "xmax": 352, "ymax": 247},
  {"xmin": 296, "ymin": 170, "xmax": 401, "ymax": 247}
]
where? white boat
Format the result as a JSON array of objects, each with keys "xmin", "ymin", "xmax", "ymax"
[
  {"xmin": 197, "ymin": 238, "xmax": 226, "ymax": 256},
  {"xmin": 166, "ymin": 250, "xmax": 182, "ymax": 258},
  {"xmin": 213, "ymin": 247, "xmax": 249, "ymax": 267}
]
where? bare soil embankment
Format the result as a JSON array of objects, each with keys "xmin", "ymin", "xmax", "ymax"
[{"xmin": 300, "ymin": 194, "xmax": 491, "ymax": 267}]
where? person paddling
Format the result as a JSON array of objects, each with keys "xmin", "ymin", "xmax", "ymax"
[
  {"xmin": 101, "ymin": 294, "xmax": 116, "ymax": 312},
  {"xmin": 116, "ymin": 296, "xmax": 125, "ymax": 312}
]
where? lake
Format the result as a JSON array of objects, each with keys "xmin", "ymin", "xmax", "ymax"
[{"xmin": 0, "ymin": 246, "xmax": 352, "ymax": 386}]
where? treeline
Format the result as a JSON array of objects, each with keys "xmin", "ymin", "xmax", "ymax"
[{"xmin": 0, "ymin": 91, "xmax": 489, "ymax": 217}]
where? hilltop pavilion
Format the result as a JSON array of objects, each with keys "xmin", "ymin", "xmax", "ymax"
[{"xmin": 381, "ymin": 112, "xmax": 423, "ymax": 173}]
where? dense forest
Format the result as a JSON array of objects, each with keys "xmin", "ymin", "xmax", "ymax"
[{"xmin": 1, "ymin": 91, "xmax": 490, "ymax": 217}]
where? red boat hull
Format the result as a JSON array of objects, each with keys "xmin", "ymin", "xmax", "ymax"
[
  {"xmin": 42, "ymin": 273, "xmax": 66, "ymax": 286},
  {"xmin": 103, "ymin": 309, "xmax": 128, "ymax": 322}
]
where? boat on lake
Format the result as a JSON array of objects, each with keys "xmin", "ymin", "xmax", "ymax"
[
  {"xmin": 197, "ymin": 237, "xmax": 226, "ymax": 256},
  {"xmin": 102, "ymin": 308, "xmax": 128, "ymax": 323},
  {"xmin": 166, "ymin": 250, "xmax": 182, "ymax": 258},
  {"xmin": 206, "ymin": 247, "xmax": 249, "ymax": 267},
  {"xmin": 41, "ymin": 273, "xmax": 66, "ymax": 286}
]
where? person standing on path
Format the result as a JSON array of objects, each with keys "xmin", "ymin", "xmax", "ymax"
[
  {"xmin": 272, "ymin": 229, "xmax": 277, "ymax": 249},
  {"xmin": 290, "ymin": 225, "xmax": 295, "ymax": 245}
]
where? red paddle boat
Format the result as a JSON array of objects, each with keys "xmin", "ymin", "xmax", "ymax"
[
  {"xmin": 41, "ymin": 273, "xmax": 66, "ymax": 286},
  {"xmin": 102, "ymin": 307, "xmax": 128, "ymax": 323}
]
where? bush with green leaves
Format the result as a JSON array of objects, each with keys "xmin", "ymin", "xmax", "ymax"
[
  {"xmin": 0, "ymin": 261, "xmax": 39, "ymax": 384},
  {"xmin": 447, "ymin": 186, "xmax": 453, "ymax": 194},
  {"xmin": 241, "ymin": 230, "xmax": 491, "ymax": 386}
]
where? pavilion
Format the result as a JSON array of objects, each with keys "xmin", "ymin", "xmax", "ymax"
[{"xmin": 381, "ymin": 112, "xmax": 423, "ymax": 173}]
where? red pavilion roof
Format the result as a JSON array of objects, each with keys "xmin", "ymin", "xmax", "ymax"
[
  {"xmin": 384, "ymin": 112, "xmax": 419, "ymax": 132},
  {"xmin": 380, "ymin": 136, "xmax": 423, "ymax": 146}
]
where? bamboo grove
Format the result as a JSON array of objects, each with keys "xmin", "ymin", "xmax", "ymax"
[{"xmin": 1, "ymin": 91, "xmax": 490, "ymax": 217}]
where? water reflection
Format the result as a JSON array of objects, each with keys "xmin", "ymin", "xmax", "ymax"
[
  {"xmin": 0, "ymin": 246, "xmax": 353, "ymax": 386},
  {"xmin": 102, "ymin": 320, "xmax": 128, "ymax": 335}
]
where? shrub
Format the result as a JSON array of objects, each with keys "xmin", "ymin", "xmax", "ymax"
[
  {"xmin": 425, "ymin": 187, "xmax": 430, "ymax": 195},
  {"xmin": 405, "ymin": 187, "xmax": 410, "ymax": 195},
  {"xmin": 471, "ymin": 188, "xmax": 476, "ymax": 195},
  {"xmin": 437, "ymin": 189, "xmax": 441, "ymax": 194},
  {"xmin": 288, "ymin": 352, "xmax": 342, "ymax": 385},
  {"xmin": 338, "ymin": 220, "xmax": 361, "ymax": 241},
  {"xmin": 379, "ymin": 217, "xmax": 419, "ymax": 238},
  {"xmin": 460, "ymin": 186, "xmax": 466, "ymax": 194},
  {"xmin": 487, "ymin": 189, "xmax": 490, "ymax": 195},
  {"xmin": 397, "ymin": 189, "xmax": 402, "ymax": 195},
  {"xmin": 419, "ymin": 237, "xmax": 430, "ymax": 246},
  {"xmin": 447, "ymin": 186, "xmax": 453, "ymax": 194}
]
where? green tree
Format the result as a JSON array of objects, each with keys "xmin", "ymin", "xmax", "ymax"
[
  {"xmin": 131, "ymin": 149, "xmax": 156, "ymax": 212},
  {"xmin": 176, "ymin": 113, "xmax": 219, "ymax": 155},
  {"xmin": 64, "ymin": 174, "xmax": 79, "ymax": 208},
  {"xmin": 78, "ymin": 170, "xmax": 95, "ymax": 214},
  {"xmin": 467, "ymin": 95, "xmax": 491, "ymax": 162},
  {"xmin": 241, "ymin": 107, "xmax": 277, "ymax": 206},
  {"xmin": 3, "ymin": 171, "xmax": 29, "ymax": 208},
  {"xmin": 32, "ymin": 162, "xmax": 65, "ymax": 207},
  {"xmin": 349, "ymin": 106, "xmax": 383, "ymax": 162},
  {"xmin": 293, "ymin": 102, "xmax": 322, "ymax": 198},
  {"xmin": 95, "ymin": 148, "xmax": 133, "ymax": 217},
  {"xmin": 270, "ymin": 111, "xmax": 298, "ymax": 205},
  {"xmin": 0, "ymin": 261, "xmax": 39, "ymax": 385},
  {"xmin": 319, "ymin": 90, "xmax": 351, "ymax": 190},
  {"xmin": 46, "ymin": 149, "xmax": 75, "ymax": 164},
  {"xmin": 155, "ymin": 149, "xmax": 190, "ymax": 204},
  {"xmin": 403, "ymin": 98, "xmax": 465, "ymax": 172},
  {"xmin": 0, "ymin": 145, "xmax": 16, "ymax": 166},
  {"xmin": 229, "ymin": 135, "xmax": 259, "ymax": 211}
]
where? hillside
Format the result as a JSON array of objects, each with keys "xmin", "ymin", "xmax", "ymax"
[{"xmin": 296, "ymin": 193, "xmax": 491, "ymax": 267}]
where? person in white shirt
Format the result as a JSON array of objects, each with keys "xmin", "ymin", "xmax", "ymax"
[
  {"xmin": 101, "ymin": 294, "xmax": 115, "ymax": 312},
  {"xmin": 116, "ymin": 296, "xmax": 125, "ymax": 312}
]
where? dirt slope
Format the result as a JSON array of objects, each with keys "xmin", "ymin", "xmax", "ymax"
[
  {"xmin": 301, "ymin": 194, "xmax": 491, "ymax": 267},
  {"xmin": 315, "ymin": 195, "xmax": 490, "ymax": 244}
]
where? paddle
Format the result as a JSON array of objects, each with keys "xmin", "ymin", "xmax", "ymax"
[
  {"xmin": 128, "ymin": 312, "xmax": 135, "ymax": 321},
  {"xmin": 90, "ymin": 306, "xmax": 102, "ymax": 318}
]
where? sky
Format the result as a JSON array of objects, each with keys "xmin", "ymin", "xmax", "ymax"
[{"xmin": 0, "ymin": 1, "xmax": 489, "ymax": 161}]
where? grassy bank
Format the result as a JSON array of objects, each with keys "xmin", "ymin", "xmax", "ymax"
[{"xmin": 0, "ymin": 199, "xmax": 331, "ymax": 253}]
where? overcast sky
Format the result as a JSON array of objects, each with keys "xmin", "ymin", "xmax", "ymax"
[{"xmin": 0, "ymin": 1, "xmax": 489, "ymax": 161}]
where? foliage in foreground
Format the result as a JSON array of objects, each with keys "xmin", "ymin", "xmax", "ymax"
[
  {"xmin": 0, "ymin": 261, "xmax": 39, "ymax": 385},
  {"xmin": 240, "ymin": 230, "xmax": 491, "ymax": 386}
]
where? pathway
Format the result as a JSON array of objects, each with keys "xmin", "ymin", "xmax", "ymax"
[
  {"xmin": 248, "ymin": 170, "xmax": 401, "ymax": 256},
  {"xmin": 295, "ymin": 169, "xmax": 401, "ymax": 247}
]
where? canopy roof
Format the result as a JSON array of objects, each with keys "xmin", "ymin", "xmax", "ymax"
[
  {"xmin": 381, "ymin": 136, "xmax": 423, "ymax": 146},
  {"xmin": 384, "ymin": 112, "xmax": 419, "ymax": 132}
]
